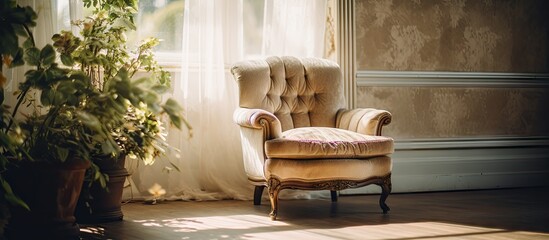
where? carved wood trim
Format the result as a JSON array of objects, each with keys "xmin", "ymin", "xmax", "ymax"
[
  {"xmin": 271, "ymin": 174, "xmax": 392, "ymax": 192},
  {"xmin": 264, "ymin": 174, "xmax": 392, "ymax": 219},
  {"xmin": 313, "ymin": 180, "xmax": 358, "ymax": 190}
]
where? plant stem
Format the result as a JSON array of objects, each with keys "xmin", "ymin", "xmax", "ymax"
[
  {"xmin": 128, "ymin": 49, "xmax": 144, "ymax": 78},
  {"xmin": 23, "ymin": 25, "xmax": 36, "ymax": 48},
  {"xmin": 5, "ymin": 86, "xmax": 30, "ymax": 134}
]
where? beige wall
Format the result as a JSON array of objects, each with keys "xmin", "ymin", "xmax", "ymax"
[
  {"xmin": 355, "ymin": 0, "xmax": 549, "ymax": 72},
  {"xmin": 358, "ymin": 86, "xmax": 549, "ymax": 139},
  {"xmin": 354, "ymin": 0, "xmax": 549, "ymax": 139}
]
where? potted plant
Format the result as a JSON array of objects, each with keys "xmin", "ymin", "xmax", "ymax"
[
  {"xmin": 0, "ymin": 0, "xmax": 188, "ymax": 238},
  {"xmin": 0, "ymin": 8, "xmax": 111, "ymax": 235},
  {"xmin": 50, "ymin": 0, "xmax": 190, "ymax": 223}
]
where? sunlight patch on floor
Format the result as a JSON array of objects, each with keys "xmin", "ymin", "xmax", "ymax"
[
  {"xmin": 245, "ymin": 222, "xmax": 549, "ymax": 240},
  {"xmin": 132, "ymin": 214, "xmax": 289, "ymax": 233},
  {"xmin": 80, "ymin": 226, "xmax": 106, "ymax": 235}
]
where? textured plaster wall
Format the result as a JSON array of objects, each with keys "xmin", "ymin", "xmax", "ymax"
[
  {"xmin": 354, "ymin": 0, "xmax": 549, "ymax": 139},
  {"xmin": 355, "ymin": 0, "xmax": 549, "ymax": 72},
  {"xmin": 358, "ymin": 87, "xmax": 549, "ymax": 139}
]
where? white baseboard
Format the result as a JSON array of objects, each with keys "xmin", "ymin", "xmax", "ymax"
[{"xmin": 341, "ymin": 137, "xmax": 549, "ymax": 194}]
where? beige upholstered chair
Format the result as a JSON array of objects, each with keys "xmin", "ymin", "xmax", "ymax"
[{"xmin": 231, "ymin": 56, "xmax": 394, "ymax": 220}]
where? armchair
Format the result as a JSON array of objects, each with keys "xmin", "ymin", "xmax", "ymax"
[{"xmin": 231, "ymin": 56, "xmax": 394, "ymax": 220}]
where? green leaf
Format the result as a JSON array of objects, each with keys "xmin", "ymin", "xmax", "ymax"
[
  {"xmin": 23, "ymin": 6, "xmax": 38, "ymax": 27},
  {"xmin": 0, "ymin": 132, "xmax": 13, "ymax": 151},
  {"xmin": 11, "ymin": 47, "xmax": 25, "ymax": 67},
  {"xmin": 163, "ymin": 98, "xmax": 183, "ymax": 113},
  {"xmin": 23, "ymin": 37, "xmax": 33, "ymax": 49},
  {"xmin": 4, "ymin": 193, "xmax": 30, "ymax": 210},
  {"xmin": 121, "ymin": 18, "xmax": 136, "ymax": 30},
  {"xmin": 12, "ymin": 24, "xmax": 28, "ymax": 37},
  {"xmin": 57, "ymin": 80, "xmax": 77, "ymax": 95},
  {"xmin": 40, "ymin": 44, "xmax": 56, "ymax": 66},
  {"xmin": 60, "ymin": 54, "xmax": 74, "ymax": 66},
  {"xmin": 98, "ymin": 173, "xmax": 107, "ymax": 188},
  {"xmin": 76, "ymin": 111, "xmax": 102, "ymax": 132},
  {"xmin": 142, "ymin": 92, "xmax": 160, "ymax": 104},
  {"xmin": 24, "ymin": 47, "xmax": 40, "ymax": 66},
  {"xmin": 1, "ymin": 179, "xmax": 30, "ymax": 211},
  {"xmin": 151, "ymin": 85, "xmax": 169, "ymax": 94},
  {"xmin": 56, "ymin": 147, "xmax": 69, "ymax": 162},
  {"xmin": 162, "ymin": 98, "xmax": 184, "ymax": 129},
  {"xmin": 101, "ymin": 141, "xmax": 117, "ymax": 156},
  {"xmin": 65, "ymin": 94, "xmax": 78, "ymax": 106},
  {"xmin": 0, "ymin": 26, "xmax": 18, "ymax": 55},
  {"xmin": 40, "ymin": 88, "xmax": 53, "ymax": 106}
]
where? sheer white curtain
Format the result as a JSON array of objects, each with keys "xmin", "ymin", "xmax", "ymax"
[
  {"xmin": 125, "ymin": 0, "xmax": 328, "ymax": 201},
  {"xmin": 262, "ymin": 0, "xmax": 327, "ymax": 57},
  {"xmin": 125, "ymin": 0, "xmax": 253, "ymax": 201}
]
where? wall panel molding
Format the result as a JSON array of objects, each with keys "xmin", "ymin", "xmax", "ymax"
[
  {"xmin": 357, "ymin": 70, "xmax": 549, "ymax": 87},
  {"xmin": 337, "ymin": 0, "xmax": 356, "ymax": 108},
  {"xmin": 341, "ymin": 136, "xmax": 549, "ymax": 194}
]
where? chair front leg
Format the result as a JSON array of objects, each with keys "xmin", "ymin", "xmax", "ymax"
[
  {"xmin": 267, "ymin": 178, "xmax": 281, "ymax": 220},
  {"xmin": 378, "ymin": 175, "xmax": 392, "ymax": 214}
]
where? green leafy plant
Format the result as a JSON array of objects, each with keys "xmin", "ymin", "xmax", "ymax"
[
  {"xmin": 0, "ymin": 0, "xmax": 189, "ymax": 234},
  {"xmin": 52, "ymin": 0, "xmax": 190, "ymax": 169}
]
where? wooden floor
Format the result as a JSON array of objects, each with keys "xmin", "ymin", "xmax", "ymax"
[{"xmin": 80, "ymin": 187, "xmax": 549, "ymax": 240}]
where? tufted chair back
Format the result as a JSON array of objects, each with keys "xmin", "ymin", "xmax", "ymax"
[{"xmin": 231, "ymin": 56, "xmax": 346, "ymax": 132}]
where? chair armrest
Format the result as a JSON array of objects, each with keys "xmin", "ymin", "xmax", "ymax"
[
  {"xmin": 233, "ymin": 108, "xmax": 282, "ymax": 139},
  {"xmin": 336, "ymin": 108, "xmax": 392, "ymax": 136}
]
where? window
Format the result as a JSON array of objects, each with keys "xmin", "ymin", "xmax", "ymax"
[
  {"xmin": 54, "ymin": 0, "xmax": 267, "ymax": 67},
  {"xmin": 129, "ymin": 0, "xmax": 184, "ymax": 53},
  {"xmin": 125, "ymin": 0, "xmax": 185, "ymax": 67},
  {"xmin": 131, "ymin": 0, "xmax": 266, "ymax": 65}
]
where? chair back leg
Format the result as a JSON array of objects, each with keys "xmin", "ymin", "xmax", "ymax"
[
  {"xmin": 253, "ymin": 186, "xmax": 265, "ymax": 205},
  {"xmin": 330, "ymin": 190, "xmax": 338, "ymax": 202}
]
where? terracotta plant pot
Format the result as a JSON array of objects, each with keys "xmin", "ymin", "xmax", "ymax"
[
  {"xmin": 5, "ymin": 159, "xmax": 90, "ymax": 240},
  {"xmin": 75, "ymin": 155, "xmax": 129, "ymax": 223}
]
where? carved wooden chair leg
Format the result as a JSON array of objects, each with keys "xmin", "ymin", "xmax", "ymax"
[
  {"xmin": 330, "ymin": 190, "xmax": 338, "ymax": 202},
  {"xmin": 378, "ymin": 175, "xmax": 392, "ymax": 214},
  {"xmin": 253, "ymin": 186, "xmax": 265, "ymax": 205},
  {"xmin": 267, "ymin": 178, "xmax": 281, "ymax": 220}
]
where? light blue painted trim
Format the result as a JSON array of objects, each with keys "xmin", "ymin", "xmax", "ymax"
[
  {"xmin": 342, "ymin": 139, "xmax": 549, "ymax": 194},
  {"xmin": 357, "ymin": 71, "xmax": 549, "ymax": 87},
  {"xmin": 394, "ymin": 136, "xmax": 549, "ymax": 150}
]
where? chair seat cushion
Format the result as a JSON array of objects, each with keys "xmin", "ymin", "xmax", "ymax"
[
  {"xmin": 265, "ymin": 156, "xmax": 392, "ymax": 182},
  {"xmin": 265, "ymin": 127, "xmax": 394, "ymax": 159}
]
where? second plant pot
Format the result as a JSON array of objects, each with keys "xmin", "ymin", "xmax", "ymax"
[{"xmin": 75, "ymin": 155, "xmax": 129, "ymax": 223}]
